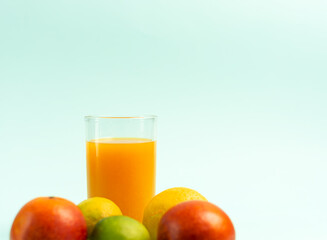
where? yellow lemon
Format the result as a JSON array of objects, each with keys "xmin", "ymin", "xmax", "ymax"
[
  {"xmin": 78, "ymin": 197, "xmax": 122, "ymax": 237},
  {"xmin": 142, "ymin": 187, "xmax": 207, "ymax": 240}
]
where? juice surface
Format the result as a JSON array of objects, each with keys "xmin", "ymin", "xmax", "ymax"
[{"xmin": 86, "ymin": 138, "xmax": 156, "ymax": 222}]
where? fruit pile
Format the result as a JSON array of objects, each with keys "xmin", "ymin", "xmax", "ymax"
[{"xmin": 10, "ymin": 187, "xmax": 235, "ymax": 240}]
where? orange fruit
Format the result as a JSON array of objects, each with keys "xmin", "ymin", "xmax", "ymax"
[
  {"xmin": 158, "ymin": 201, "xmax": 235, "ymax": 240},
  {"xmin": 10, "ymin": 196, "xmax": 87, "ymax": 240}
]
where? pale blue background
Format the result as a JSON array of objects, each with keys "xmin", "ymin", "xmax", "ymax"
[{"xmin": 1, "ymin": 0, "xmax": 326, "ymax": 239}]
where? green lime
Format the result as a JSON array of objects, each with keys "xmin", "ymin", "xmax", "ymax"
[{"xmin": 90, "ymin": 216, "xmax": 150, "ymax": 240}]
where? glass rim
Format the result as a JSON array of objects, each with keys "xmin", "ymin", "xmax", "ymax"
[{"xmin": 84, "ymin": 114, "xmax": 158, "ymax": 120}]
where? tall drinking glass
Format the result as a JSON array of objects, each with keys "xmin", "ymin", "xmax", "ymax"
[{"xmin": 85, "ymin": 115, "xmax": 157, "ymax": 222}]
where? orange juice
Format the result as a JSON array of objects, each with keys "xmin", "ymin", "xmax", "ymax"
[{"xmin": 86, "ymin": 138, "xmax": 156, "ymax": 221}]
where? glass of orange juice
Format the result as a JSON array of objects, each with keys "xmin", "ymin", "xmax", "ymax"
[{"xmin": 84, "ymin": 115, "xmax": 157, "ymax": 222}]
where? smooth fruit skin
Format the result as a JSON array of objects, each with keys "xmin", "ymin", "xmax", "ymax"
[
  {"xmin": 158, "ymin": 201, "xmax": 235, "ymax": 240},
  {"xmin": 10, "ymin": 196, "xmax": 87, "ymax": 240}
]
